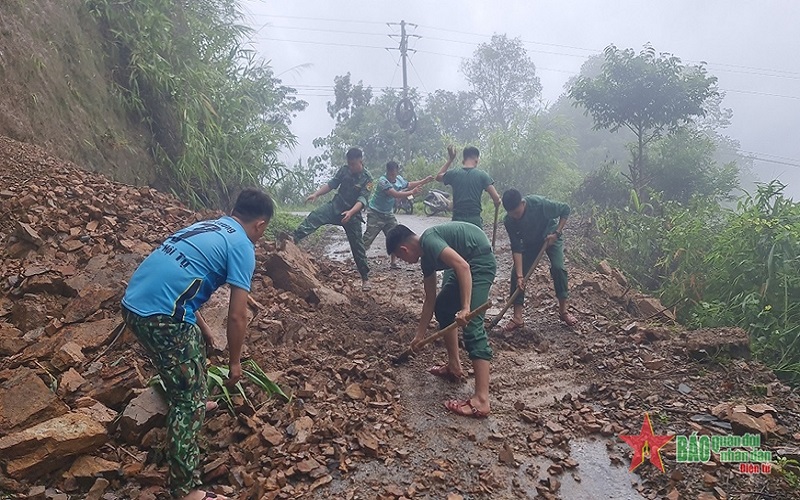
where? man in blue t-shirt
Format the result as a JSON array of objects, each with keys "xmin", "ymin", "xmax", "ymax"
[
  {"xmin": 122, "ymin": 188, "xmax": 273, "ymax": 500},
  {"xmin": 363, "ymin": 161, "xmax": 433, "ymax": 268}
]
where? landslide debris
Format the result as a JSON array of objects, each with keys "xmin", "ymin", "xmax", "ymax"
[{"xmin": 0, "ymin": 136, "xmax": 416, "ymax": 499}]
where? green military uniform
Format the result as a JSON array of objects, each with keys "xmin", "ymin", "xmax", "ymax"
[
  {"xmin": 122, "ymin": 309, "xmax": 207, "ymax": 497},
  {"xmin": 504, "ymin": 195, "xmax": 571, "ymax": 304},
  {"xmin": 420, "ymin": 222, "xmax": 496, "ymax": 361},
  {"xmin": 294, "ymin": 165, "xmax": 373, "ymax": 280},
  {"xmin": 442, "ymin": 167, "xmax": 494, "ymax": 227}
]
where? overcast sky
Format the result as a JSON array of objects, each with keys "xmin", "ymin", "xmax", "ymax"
[{"xmin": 240, "ymin": 0, "xmax": 800, "ymax": 198}]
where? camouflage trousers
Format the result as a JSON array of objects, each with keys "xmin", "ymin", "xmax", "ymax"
[
  {"xmin": 122, "ymin": 308, "xmax": 208, "ymax": 498},
  {"xmin": 362, "ymin": 208, "xmax": 398, "ymax": 250}
]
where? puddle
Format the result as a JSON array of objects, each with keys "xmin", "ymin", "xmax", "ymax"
[
  {"xmin": 321, "ymin": 214, "xmax": 447, "ymax": 260},
  {"xmin": 530, "ymin": 438, "xmax": 642, "ymax": 500}
]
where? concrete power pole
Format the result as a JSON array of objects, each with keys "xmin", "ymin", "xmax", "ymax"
[{"xmin": 388, "ymin": 20, "xmax": 419, "ymax": 162}]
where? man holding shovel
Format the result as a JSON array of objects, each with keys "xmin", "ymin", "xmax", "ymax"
[
  {"xmin": 122, "ymin": 188, "xmax": 273, "ymax": 500},
  {"xmin": 386, "ymin": 221, "xmax": 496, "ymax": 418},
  {"xmin": 501, "ymin": 188, "xmax": 578, "ymax": 330},
  {"xmin": 436, "ymin": 145, "xmax": 501, "ymax": 229}
]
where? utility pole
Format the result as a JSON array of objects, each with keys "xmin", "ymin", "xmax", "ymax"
[{"xmin": 388, "ymin": 20, "xmax": 420, "ymax": 162}]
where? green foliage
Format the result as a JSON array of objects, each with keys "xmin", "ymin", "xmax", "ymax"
[
  {"xmin": 462, "ymin": 34, "xmax": 542, "ymax": 130},
  {"xmin": 572, "ymin": 163, "xmax": 630, "ymax": 209},
  {"xmin": 313, "ymin": 77, "xmax": 443, "ymax": 179},
  {"xmin": 86, "ymin": 0, "xmax": 306, "ymax": 208},
  {"xmin": 648, "ymin": 128, "xmax": 739, "ymax": 203},
  {"xmin": 591, "ymin": 181, "xmax": 800, "ymax": 383},
  {"xmin": 264, "ymin": 212, "xmax": 303, "ymax": 241},
  {"xmin": 152, "ymin": 360, "xmax": 289, "ymax": 415},
  {"xmin": 271, "ymin": 158, "xmax": 319, "ymax": 206},
  {"xmin": 482, "ymin": 116, "xmax": 581, "ymax": 201},
  {"xmin": 569, "ymin": 44, "xmax": 719, "ymax": 195}
]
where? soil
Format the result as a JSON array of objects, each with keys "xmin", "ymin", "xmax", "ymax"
[{"xmin": 0, "ymin": 137, "xmax": 799, "ymax": 500}]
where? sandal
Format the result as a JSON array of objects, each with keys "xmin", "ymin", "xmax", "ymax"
[
  {"xmin": 501, "ymin": 319, "xmax": 524, "ymax": 332},
  {"xmin": 428, "ymin": 364, "xmax": 466, "ymax": 383},
  {"xmin": 444, "ymin": 398, "xmax": 490, "ymax": 419},
  {"xmin": 560, "ymin": 312, "xmax": 579, "ymax": 327}
]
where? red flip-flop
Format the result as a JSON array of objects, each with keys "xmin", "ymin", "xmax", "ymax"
[
  {"xmin": 428, "ymin": 364, "xmax": 466, "ymax": 383},
  {"xmin": 501, "ymin": 319, "xmax": 524, "ymax": 332},
  {"xmin": 444, "ymin": 398, "xmax": 489, "ymax": 419}
]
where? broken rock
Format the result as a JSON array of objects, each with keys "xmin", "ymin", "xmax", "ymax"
[
  {"xmin": 118, "ymin": 388, "xmax": 168, "ymax": 443},
  {"xmin": 633, "ymin": 296, "xmax": 675, "ymax": 321},
  {"xmin": 0, "ymin": 412, "xmax": 108, "ymax": 478},
  {"xmin": 0, "ymin": 323, "xmax": 28, "ymax": 355},
  {"xmin": 68, "ymin": 455, "xmax": 121, "ymax": 479},
  {"xmin": 0, "ymin": 368, "xmax": 68, "ymax": 434},
  {"xmin": 58, "ymin": 368, "xmax": 87, "ymax": 396},
  {"xmin": 51, "ymin": 341, "xmax": 86, "ymax": 371}
]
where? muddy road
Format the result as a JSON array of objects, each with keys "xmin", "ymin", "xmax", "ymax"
[{"xmin": 316, "ymin": 214, "xmax": 642, "ymax": 499}]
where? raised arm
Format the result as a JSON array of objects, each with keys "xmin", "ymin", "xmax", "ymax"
[{"xmin": 435, "ymin": 145, "xmax": 458, "ymax": 183}]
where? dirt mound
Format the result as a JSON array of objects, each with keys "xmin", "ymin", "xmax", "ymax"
[{"xmin": 0, "ymin": 136, "xmax": 417, "ymax": 499}]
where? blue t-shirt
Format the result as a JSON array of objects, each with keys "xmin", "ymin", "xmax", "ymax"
[
  {"xmin": 122, "ymin": 216, "xmax": 256, "ymax": 324},
  {"xmin": 369, "ymin": 175, "xmax": 409, "ymax": 214}
]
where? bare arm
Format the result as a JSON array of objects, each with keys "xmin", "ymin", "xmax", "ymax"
[
  {"xmin": 195, "ymin": 311, "xmax": 214, "ymax": 346},
  {"xmin": 408, "ymin": 175, "xmax": 434, "ymax": 190},
  {"xmin": 486, "ymin": 184, "xmax": 501, "ymax": 207},
  {"xmin": 306, "ymin": 184, "xmax": 332, "ymax": 203},
  {"xmin": 386, "ymin": 186, "xmax": 421, "ymax": 199},
  {"xmin": 435, "ymin": 146, "xmax": 458, "ymax": 182},
  {"xmin": 439, "ymin": 247, "xmax": 472, "ymax": 324},
  {"xmin": 414, "ymin": 274, "xmax": 439, "ymax": 341},
  {"xmin": 513, "ymin": 252, "xmax": 525, "ymax": 291},
  {"xmin": 226, "ymin": 286, "xmax": 249, "ymax": 385}
]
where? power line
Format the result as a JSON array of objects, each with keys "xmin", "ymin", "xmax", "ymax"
[
  {"xmin": 244, "ymin": 13, "xmax": 386, "ymax": 26},
  {"xmin": 247, "ymin": 15, "xmax": 800, "ymax": 81}
]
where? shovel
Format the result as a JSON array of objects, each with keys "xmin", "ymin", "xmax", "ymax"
[
  {"xmin": 392, "ymin": 301, "xmax": 492, "ymax": 365},
  {"xmin": 491, "ymin": 204, "xmax": 500, "ymax": 251},
  {"xmin": 487, "ymin": 242, "xmax": 548, "ymax": 328}
]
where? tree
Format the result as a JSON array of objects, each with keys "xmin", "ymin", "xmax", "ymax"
[
  {"xmin": 313, "ymin": 80, "xmax": 442, "ymax": 179},
  {"xmin": 461, "ymin": 34, "xmax": 542, "ymax": 131},
  {"xmin": 569, "ymin": 44, "xmax": 718, "ymax": 197},
  {"xmin": 425, "ymin": 90, "xmax": 480, "ymax": 143},
  {"xmin": 648, "ymin": 128, "xmax": 738, "ymax": 203},
  {"xmin": 482, "ymin": 116, "xmax": 580, "ymax": 201},
  {"xmin": 327, "ymin": 73, "xmax": 373, "ymax": 123}
]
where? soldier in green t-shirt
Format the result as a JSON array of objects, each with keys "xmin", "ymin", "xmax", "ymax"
[
  {"xmin": 435, "ymin": 145, "xmax": 501, "ymax": 228},
  {"xmin": 386, "ymin": 222, "xmax": 496, "ymax": 419},
  {"xmin": 501, "ymin": 188, "xmax": 578, "ymax": 329},
  {"xmin": 294, "ymin": 148, "xmax": 373, "ymax": 291}
]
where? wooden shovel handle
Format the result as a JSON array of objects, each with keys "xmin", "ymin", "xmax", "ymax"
[
  {"xmin": 488, "ymin": 242, "xmax": 548, "ymax": 328},
  {"xmin": 392, "ymin": 301, "xmax": 492, "ymax": 364}
]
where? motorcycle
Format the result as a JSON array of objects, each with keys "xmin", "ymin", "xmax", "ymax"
[
  {"xmin": 423, "ymin": 189, "xmax": 451, "ymax": 216},
  {"xmin": 394, "ymin": 193, "xmax": 414, "ymax": 215}
]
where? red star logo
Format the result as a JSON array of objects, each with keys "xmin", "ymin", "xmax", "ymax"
[{"xmin": 619, "ymin": 412, "xmax": 674, "ymax": 472}]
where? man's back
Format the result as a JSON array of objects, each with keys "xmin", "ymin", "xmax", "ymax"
[
  {"xmin": 122, "ymin": 216, "xmax": 256, "ymax": 324},
  {"xmin": 442, "ymin": 168, "xmax": 493, "ymax": 219},
  {"xmin": 419, "ymin": 221, "xmax": 493, "ymax": 276}
]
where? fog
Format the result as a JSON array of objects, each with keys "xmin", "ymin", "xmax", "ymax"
[{"xmin": 241, "ymin": 0, "xmax": 800, "ymax": 197}]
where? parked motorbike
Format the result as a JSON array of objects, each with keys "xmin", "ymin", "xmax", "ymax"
[
  {"xmin": 394, "ymin": 193, "xmax": 414, "ymax": 215},
  {"xmin": 423, "ymin": 189, "xmax": 451, "ymax": 216}
]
